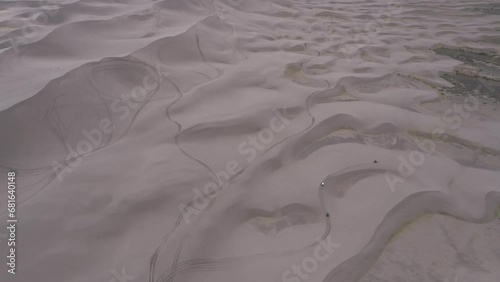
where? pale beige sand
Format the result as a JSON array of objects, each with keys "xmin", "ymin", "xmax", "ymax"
[
  {"xmin": 360, "ymin": 214, "xmax": 500, "ymax": 282},
  {"xmin": 0, "ymin": 0, "xmax": 499, "ymax": 282}
]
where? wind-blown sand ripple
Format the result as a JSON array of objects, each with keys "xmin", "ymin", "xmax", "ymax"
[{"xmin": 0, "ymin": 0, "xmax": 499, "ymax": 282}]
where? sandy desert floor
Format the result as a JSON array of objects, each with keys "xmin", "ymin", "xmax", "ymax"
[{"xmin": 0, "ymin": 0, "xmax": 499, "ymax": 281}]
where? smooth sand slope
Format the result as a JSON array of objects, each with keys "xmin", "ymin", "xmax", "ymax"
[{"xmin": 0, "ymin": 0, "xmax": 499, "ymax": 282}]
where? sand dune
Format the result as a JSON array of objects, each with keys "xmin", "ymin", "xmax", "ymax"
[{"xmin": 0, "ymin": 0, "xmax": 499, "ymax": 281}]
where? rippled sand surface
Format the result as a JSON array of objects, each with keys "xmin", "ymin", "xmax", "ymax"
[{"xmin": 0, "ymin": 0, "xmax": 499, "ymax": 281}]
